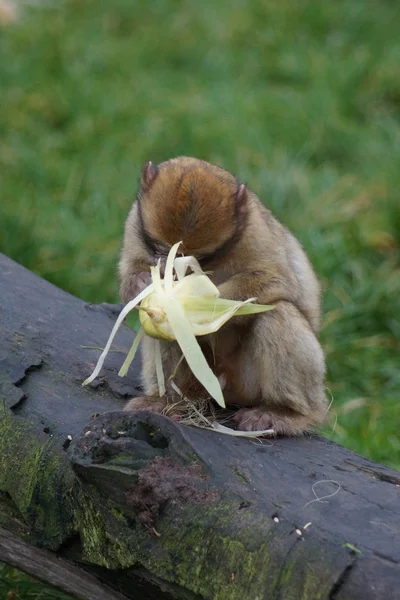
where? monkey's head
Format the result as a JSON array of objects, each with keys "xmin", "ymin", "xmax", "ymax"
[{"xmin": 136, "ymin": 157, "xmax": 248, "ymax": 264}]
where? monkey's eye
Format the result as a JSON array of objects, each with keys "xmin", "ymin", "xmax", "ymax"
[
  {"xmin": 195, "ymin": 252, "xmax": 214, "ymax": 265},
  {"xmin": 152, "ymin": 243, "xmax": 169, "ymax": 257}
]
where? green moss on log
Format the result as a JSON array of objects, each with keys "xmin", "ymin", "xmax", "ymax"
[
  {"xmin": 0, "ymin": 404, "xmax": 350, "ymax": 598},
  {"xmin": 0, "ymin": 405, "xmax": 76, "ymax": 549}
]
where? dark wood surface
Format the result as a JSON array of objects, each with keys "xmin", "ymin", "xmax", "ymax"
[
  {"xmin": 0, "ymin": 252, "xmax": 399, "ymax": 600},
  {"xmin": 0, "ymin": 527, "xmax": 126, "ymax": 600}
]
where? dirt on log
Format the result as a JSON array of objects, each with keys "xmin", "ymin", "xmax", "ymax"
[{"xmin": 0, "ymin": 252, "xmax": 399, "ymax": 600}]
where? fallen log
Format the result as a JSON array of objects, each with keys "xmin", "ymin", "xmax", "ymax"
[
  {"xmin": 0, "ymin": 252, "xmax": 399, "ymax": 600},
  {"xmin": 0, "ymin": 527, "xmax": 125, "ymax": 600}
]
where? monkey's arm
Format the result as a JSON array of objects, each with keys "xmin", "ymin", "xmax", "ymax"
[
  {"xmin": 119, "ymin": 209, "xmax": 153, "ymax": 303},
  {"xmin": 217, "ymin": 268, "xmax": 297, "ymax": 306}
]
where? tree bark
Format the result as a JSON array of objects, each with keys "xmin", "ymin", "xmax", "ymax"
[
  {"xmin": 0, "ymin": 527, "xmax": 125, "ymax": 600},
  {"xmin": 0, "ymin": 252, "xmax": 399, "ymax": 600}
]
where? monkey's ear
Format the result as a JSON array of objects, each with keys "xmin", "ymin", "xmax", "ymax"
[
  {"xmin": 140, "ymin": 161, "xmax": 159, "ymax": 189},
  {"xmin": 236, "ymin": 183, "xmax": 248, "ymax": 216}
]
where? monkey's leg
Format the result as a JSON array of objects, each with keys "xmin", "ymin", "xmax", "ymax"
[
  {"xmin": 124, "ymin": 396, "xmax": 168, "ymax": 413},
  {"xmin": 232, "ymin": 407, "xmax": 322, "ymax": 436},
  {"xmin": 227, "ymin": 301, "xmax": 327, "ymax": 435},
  {"xmin": 124, "ymin": 395, "xmax": 188, "ymax": 419}
]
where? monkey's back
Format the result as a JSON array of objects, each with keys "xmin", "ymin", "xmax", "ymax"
[{"xmin": 257, "ymin": 201, "xmax": 322, "ymax": 332}]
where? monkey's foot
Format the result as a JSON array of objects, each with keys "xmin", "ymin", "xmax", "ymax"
[
  {"xmin": 232, "ymin": 407, "xmax": 311, "ymax": 436},
  {"xmin": 124, "ymin": 395, "xmax": 187, "ymax": 420}
]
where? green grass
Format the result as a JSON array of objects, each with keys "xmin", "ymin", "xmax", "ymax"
[{"xmin": 1, "ymin": 0, "xmax": 399, "ymax": 469}]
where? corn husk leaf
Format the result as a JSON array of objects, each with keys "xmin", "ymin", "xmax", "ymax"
[
  {"xmin": 174, "ymin": 255, "xmax": 203, "ymax": 280},
  {"xmin": 82, "ymin": 283, "xmax": 153, "ymax": 386},
  {"xmin": 155, "ymin": 338, "xmax": 166, "ymax": 396},
  {"xmin": 83, "ymin": 240, "xmax": 275, "ymax": 413},
  {"xmin": 179, "ymin": 399, "xmax": 275, "ymax": 438},
  {"xmin": 205, "ymin": 423, "xmax": 275, "ymax": 437},
  {"xmin": 173, "ymin": 273, "xmax": 219, "ymax": 297},
  {"xmin": 140, "ymin": 293, "xmax": 274, "ymax": 339},
  {"xmin": 118, "ymin": 326, "xmax": 145, "ymax": 377},
  {"xmin": 154, "ymin": 288, "xmax": 225, "ymax": 407}
]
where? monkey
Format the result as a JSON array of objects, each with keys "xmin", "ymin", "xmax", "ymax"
[{"xmin": 119, "ymin": 157, "xmax": 327, "ymax": 435}]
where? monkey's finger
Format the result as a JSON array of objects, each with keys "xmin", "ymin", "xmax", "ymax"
[{"xmin": 155, "ymin": 256, "xmax": 177, "ymax": 280}]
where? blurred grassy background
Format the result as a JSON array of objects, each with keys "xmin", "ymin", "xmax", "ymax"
[{"xmin": 1, "ymin": 0, "xmax": 399, "ymax": 470}]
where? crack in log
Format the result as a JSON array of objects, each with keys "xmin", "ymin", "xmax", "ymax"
[
  {"xmin": 329, "ymin": 560, "xmax": 356, "ymax": 599},
  {"xmin": 344, "ymin": 460, "xmax": 400, "ymax": 486},
  {"xmin": 339, "ymin": 484, "xmax": 398, "ymax": 515},
  {"xmin": 0, "ymin": 356, "xmax": 43, "ymax": 410},
  {"xmin": 273, "ymin": 537, "xmax": 299, "ymax": 599},
  {"xmin": 373, "ymin": 551, "xmax": 399, "ymax": 565},
  {"xmin": 13, "ymin": 360, "xmax": 44, "ymax": 388}
]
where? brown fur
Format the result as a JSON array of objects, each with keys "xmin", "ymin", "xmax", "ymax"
[{"xmin": 120, "ymin": 157, "xmax": 327, "ymax": 435}]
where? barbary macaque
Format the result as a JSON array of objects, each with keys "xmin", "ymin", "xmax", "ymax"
[{"xmin": 119, "ymin": 157, "xmax": 327, "ymax": 435}]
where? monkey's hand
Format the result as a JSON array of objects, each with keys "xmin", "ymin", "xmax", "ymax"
[
  {"xmin": 120, "ymin": 271, "xmax": 151, "ymax": 304},
  {"xmin": 218, "ymin": 270, "xmax": 289, "ymax": 304},
  {"xmin": 216, "ymin": 272, "xmax": 275, "ymax": 326},
  {"xmin": 218, "ymin": 273, "xmax": 262, "ymax": 301},
  {"xmin": 155, "ymin": 255, "xmax": 178, "ymax": 280},
  {"xmin": 155, "ymin": 256, "xmax": 167, "ymax": 277}
]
